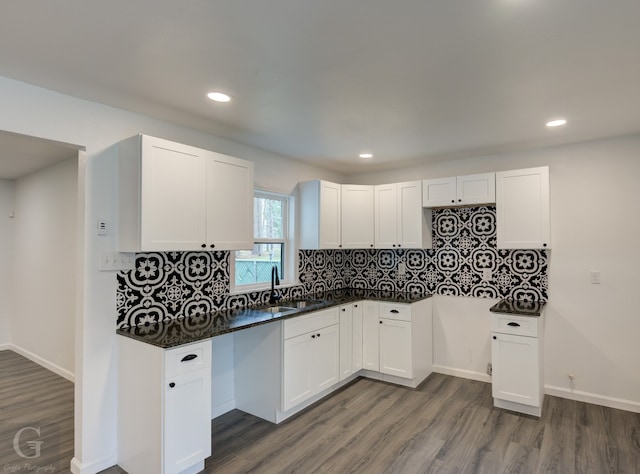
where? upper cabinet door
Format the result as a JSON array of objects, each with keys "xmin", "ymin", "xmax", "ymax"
[
  {"xmin": 374, "ymin": 184, "xmax": 398, "ymax": 249},
  {"xmin": 496, "ymin": 166, "xmax": 550, "ymax": 249},
  {"xmin": 139, "ymin": 136, "xmax": 207, "ymax": 251},
  {"xmin": 341, "ymin": 185, "xmax": 374, "ymax": 249},
  {"xmin": 422, "ymin": 177, "xmax": 457, "ymax": 207},
  {"xmin": 319, "ymin": 181, "xmax": 342, "ymax": 248},
  {"xmin": 398, "ymin": 181, "xmax": 430, "ymax": 248},
  {"xmin": 206, "ymin": 152, "xmax": 254, "ymax": 250},
  {"xmin": 456, "ymin": 173, "xmax": 495, "ymax": 205}
]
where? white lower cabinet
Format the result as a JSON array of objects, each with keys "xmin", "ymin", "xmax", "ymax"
[
  {"xmin": 362, "ymin": 299, "xmax": 433, "ymax": 388},
  {"xmin": 118, "ymin": 337, "xmax": 212, "ymax": 474},
  {"xmin": 491, "ymin": 312, "xmax": 545, "ymax": 417},
  {"xmin": 283, "ymin": 321, "xmax": 340, "ymax": 411},
  {"xmin": 339, "ymin": 302, "xmax": 364, "ymax": 380}
]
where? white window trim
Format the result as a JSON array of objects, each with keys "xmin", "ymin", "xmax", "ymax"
[{"xmin": 230, "ymin": 190, "xmax": 296, "ymax": 294}]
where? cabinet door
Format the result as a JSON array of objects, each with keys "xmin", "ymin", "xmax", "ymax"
[
  {"xmin": 283, "ymin": 333, "xmax": 315, "ymax": 411},
  {"xmin": 351, "ymin": 302, "xmax": 363, "ymax": 372},
  {"xmin": 496, "ymin": 167, "xmax": 550, "ymax": 249},
  {"xmin": 339, "ymin": 305, "xmax": 353, "ymax": 380},
  {"xmin": 362, "ymin": 301, "xmax": 380, "ymax": 371},
  {"xmin": 491, "ymin": 333, "xmax": 540, "ymax": 407},
  {"xmin": 206, "ymin": 152, "xmax": 254, "ymax": 250},
  {"xmin": 422, "ymin": 177, "xmax": 457, "ymax": 207},
  {"xmin": 140, "ymin": 137, "xmax": 207, "ymax": 251},
  {"xmin": 397, "ymin": 181, "xmax": 425, "ymax": 248},
  {"xmin": 319, "ymin": 181, "xmax": 342, "ymax": 248},
  {"xmin": 341, "ymin": 185, "xmax": 375, "ymax": 248},
  {"xmin": 379, "ymin": 319, "xmax": 413, "ymax": 379},
  {"xmin": 313, "ymin": 324, "xmax": 340, "ymax": 392},
  {"xmin": 374, "ymin": 184, "xmax": 398, "ymax": 248},
  {"xmin": 164, "ymin": 368, "xmax": 211, "ymax": 474},
  {"xmin": 456, "ymin": 173, "xmax": 495, "ymax": 205}
]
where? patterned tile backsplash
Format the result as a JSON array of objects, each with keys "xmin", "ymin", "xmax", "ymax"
[{"xmin": 117, "ymin": 206, "xmax": 548, "ymax": 328}]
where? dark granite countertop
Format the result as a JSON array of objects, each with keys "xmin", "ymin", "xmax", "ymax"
[
  {"xmin": 116, "ymin": 288, "xmax": 432, "ymax": 348},
  {"xmin": 489, "ymin": 299, "xmax": 546, "ymax": 317}
]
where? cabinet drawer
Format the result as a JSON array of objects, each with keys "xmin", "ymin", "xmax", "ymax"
[
  {"xmin": 379, "ymin": 303, "xmax": 411, "ymax": 322},
  {"xmin": 165, "ymin": 340, "xmax": 212, "ymax": 377},
  {"xmin": 283, "ymin": 308, "xmax": 339, "ymax": 340},
  {"xmin": 491, "ymin": 315, "xmax": 539, "ymax": 337}
]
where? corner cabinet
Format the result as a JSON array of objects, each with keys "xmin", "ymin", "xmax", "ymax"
[
  {"xmin": 117, "ymin": 337, "xmax": 212, "ymax": 474},
  {"xmin": 118, "ymin": 134, "xmax": 254, "ymax": 252},
  {"xmin": 374, "ymin": 181, "xmax": 432, "ymax": 249},
  {"xmin": 496, "ymin": 166, "xmax": 550, "ymax": 249},
  {"xmin": 422, "ymin": 173, "xmax": 495, "ymax": 208},
  {"xmin": 299, "ymin": 180, "xmax": 342, "ymax": 249}
]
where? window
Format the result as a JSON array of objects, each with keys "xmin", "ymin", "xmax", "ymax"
[{"xmin": 233, "ymin": 191, "xmax": 293, "ymax": 290}]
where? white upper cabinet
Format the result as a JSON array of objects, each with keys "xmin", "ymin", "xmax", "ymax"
[
  {"xmin": 496, "ymin": 166, "xmax": 550, "ymax": 249},
  {"xmin": 422, "ymin": 173, "xmax": 495, "ymax": 208},
  {"xmin": 341, "ymin": 185, "xmax": 375, "ymax": 248},
  {"xmin": 118, "ymin": 135, "xmax": 254, "ymax": 252},
  {"xmin": 375, "ymin": 181, "xmax": 431, "ymax": 249},
  {"xmin": 299, "ymin": 180, "xmax": 342, "ymax": 249}
]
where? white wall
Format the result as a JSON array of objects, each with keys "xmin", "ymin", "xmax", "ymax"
[
  {"xmin": 0, "ymin": 179, "xmax": 14, "ymax": 346},
  {"xmin": 11, "ymin": 158, "xmax": 77, "ymax": 377},
  {"xmin": 350, "ymin": 134, "xmax": 640, "ymax": 411},
  {"xmin": 0, "ymin": 75, "xmax": 344, "ymax": 473}
]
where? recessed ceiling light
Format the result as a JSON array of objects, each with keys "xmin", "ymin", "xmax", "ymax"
[
  {"xmin": 546, "ymin": 119, "xmax": 567, "ymax": 127},
  {"xmin": 207, "ymin": 92, "xmax": 231, "ymax": 103},
  {"xmin": 359, "ymin": 153, "xmax": 373, "ymax": 159}
]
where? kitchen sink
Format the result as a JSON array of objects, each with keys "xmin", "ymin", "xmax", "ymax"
[
  {"xmin": 289, "ymin": 299, "xmax": 326, "ymax": 308},
  {"xmin": 257, "ymin": 305, "xmax": 297, "ymax": 314}
]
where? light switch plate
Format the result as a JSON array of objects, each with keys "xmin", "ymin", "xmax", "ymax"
[
  {"xmin": 99, "ymin": 251, "xmax": 135, "ymax": 271},
  {"xmin": 590, "ymin": 271, "xmax": 601, "ymax": 284}
]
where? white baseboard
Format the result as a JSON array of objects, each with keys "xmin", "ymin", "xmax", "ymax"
[
  {"xmin": 4, "ymin": 343, "xmax": 75, "ymax": 383},
  {"xmin": 432, "ymin": 364, "xmax": 492, "ymax": 384},
  {"xmin": 212, "ymin": 399, "xmax": 236, "ymax": 419},
  {"xmin": 545, "ymin": 385, "xmax": 640, "ymax": 414},
  {"xmin": 70, "ymin": 453, "xmax": 118, "ymax": 474}
]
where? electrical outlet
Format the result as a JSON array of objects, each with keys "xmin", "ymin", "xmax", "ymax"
[
  {"xmin": 482, "ymin": 268, "xmax": 492, "ymax": 281},
  {"xmin": 398, "ymin": 262, "xmax": 406, "ymax": 276},
  {"xmin": 487, "ymin": 362, "xmax": 492, "ymax": 376},
  {"xmin": 590, "ymin": 271, "xmax": 601, "ymax": 284},
  {"xmin": 99, "ymin": 251, "xmax": 136, "ymax": 271}
]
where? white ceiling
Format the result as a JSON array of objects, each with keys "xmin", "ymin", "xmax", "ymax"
[{"xmin": 1, "ymin": 0, "xmax": 639, "ymax": 174}]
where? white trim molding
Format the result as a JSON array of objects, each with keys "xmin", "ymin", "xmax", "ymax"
[
  {"xmin": 432, "ymin": 364, "xmax": 492, "ymax": 384},
  {"xmin": 545, "ymin": 385, "xmax": 640, "ymax": 414},
  {"xmin": 4, "ymin": 343, "xmax": 75, "ymax": 383},
  {"xmin": 70, "ymin": 453, "xmax": 118, "ymax": 474}
]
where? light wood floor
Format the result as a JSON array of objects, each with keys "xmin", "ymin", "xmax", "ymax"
[{"xmin": 2, "ymin": 350, "xmax": 639, "ymax": 473}]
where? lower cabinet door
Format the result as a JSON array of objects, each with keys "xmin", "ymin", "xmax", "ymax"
[
  {"xmin": 352, "ymin": 302, "xmax": 363, "ymax": 372},
  {"xmin": 339, "ymin": 305, "xmax": 353, "ymax": 380},
  {"xmin": 362, "ymin": 301, "xmax": 380, "ymax": 371},
  {"xmin": 491, "ymin": 333, "xmax": 540, "ymax": 407},
  {"xmin": 164, "ymin": 368, "xmax": 211, "ymax": 474},
  {"xmin": 283, "ymin": 333, "xmax": 315, "ymax": 411},
  {"xmin": 314, "ymin": 324, "xmax": 340, "ymax": 392},
  {"xmin": 379, "ymin": 319, "xmax": 412, "ymax": 379}
]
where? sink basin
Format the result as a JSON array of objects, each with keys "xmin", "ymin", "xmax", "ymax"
[
  {"xmin": 258, "ymin": 305, "xmax": 296, "ymax": 314},
  {"xmin": 290, "ymin": 299, "xmax": 326, "ymax": 308}
]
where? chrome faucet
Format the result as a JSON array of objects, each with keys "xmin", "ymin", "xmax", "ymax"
[{"xmin": 269, "ymin": 265, "xmax": 282, "ymax": 304}]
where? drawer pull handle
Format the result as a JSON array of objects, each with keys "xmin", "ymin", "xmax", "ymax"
[
  {"xmin": 507, "ymin": 322, "xmax": 520, "ymax": 327},
  {"xmin": 169, "ymin": 382, "xmax": 176, "ymax": 388},
  {"xmin": 390, "ymin": 309, "xmax": 399, "ymax": 314},
  {"xmin": 493, "ymin": 336, "xmax": 497, "ymax": 340},
  {"xmin": 181, "ymin": 354, "xmax": 198, "ymax": 362}
]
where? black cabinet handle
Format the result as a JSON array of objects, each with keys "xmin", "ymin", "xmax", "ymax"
[
  {"xmin": 341, "ymin": 308, "xmax": 346, "ymax": 312},
  {"xmin": 201, "ymin": 244, "xmax": 206, "ymax": 248},
  {"xmin": 398, "ymin": 244, "xmax": 401, "ymax": 248},
  {"xmin": 210, "ymin": 244, "xmax": 215, "ymax": 248},
  {"xmin": 492, "ymin": 336, "xmax": 497, "ymax": 340},
  {"xmin": 379, "ymin": 320, "xmax": 383, "ymax": 324},
  {"xmin": 507, "ymin": 322, "xmax": 520, "ymax": 327},
  {"xmin": 370, "ymin": 244, "xmax": 374, "ymax": 247},
  {"xmin": 181, "ymin": 354, "xmax": 198, "ymax": 362},
  {"xmin": 390, "ymin": 309, "xmax": 399, "ymax": 314},
  {"xmin": 169, "ymin": 382, "xmax": 176, "ymax": 388},
  {"xmin": 317, "ymin": 333, "xmax": 321, "ymax": 337},
  {"xmin": 392, "ymin": 244, "xmax": 396, "ymax": 247},
  {"xmin": 543, "ymin": 243, "xmax": 547, "ymax": 247},
  {"xmin": 458, "ymin": 199, "xmax": 462, "ymax": 202},
  {"xmin": 354, "ymin": 304, "xmax": 358, "ymax": 308},
  {"xmin": 451, "ymin": 199, "xmax": 455, "ymax": 203},
  {"xmin": 311, "ymin": 334, "xmax": 316, "ymax": 339}
]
